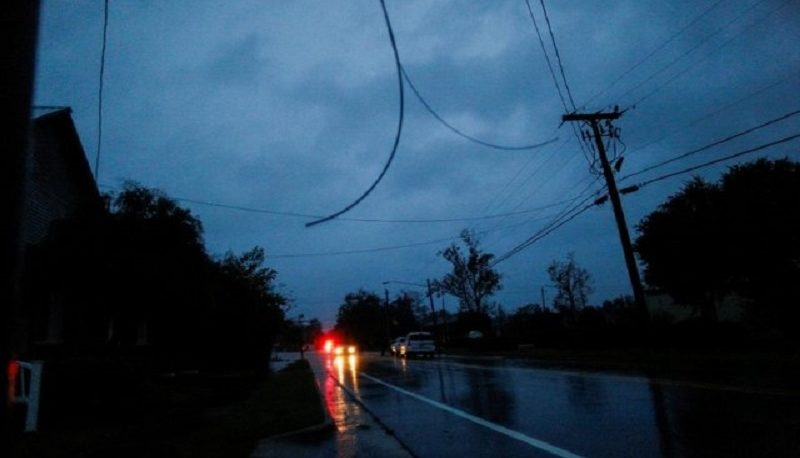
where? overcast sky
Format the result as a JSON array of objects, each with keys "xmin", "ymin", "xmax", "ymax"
[{"xmin": 33, "ymin": 0, "xmax": 800, "ymax": 327}]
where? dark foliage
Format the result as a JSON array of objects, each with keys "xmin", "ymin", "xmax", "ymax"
[
  {"xmin": 635, "ymin": 158, "xmax": 800, "ymax": 338},
  {"xmin": 28, "ymin": 183, "xmax": 286, "ymax": 372},
  {"xmin": 433, "ymin": 229, "xmax": 502, "ymax": 314},
  {"xmin": 334, "ymin": 290, "xmax": 385, "ymax": 350},
  {"xmin": 546, "ymin": 252, "xmax": 594, "ymax": 315}
]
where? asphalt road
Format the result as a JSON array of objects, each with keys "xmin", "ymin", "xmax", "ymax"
[{"xmin": 316, "ymin": 351, "xmax": 800, "ymax": 458}]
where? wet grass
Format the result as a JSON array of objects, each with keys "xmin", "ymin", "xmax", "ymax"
[{"xmin": 11, "ymin": 359, "xmax": 325, "ymax": 458}]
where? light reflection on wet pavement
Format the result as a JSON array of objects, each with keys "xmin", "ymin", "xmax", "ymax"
[{"xmin": 322, "ymin": 352, "xmax": 800, "ymax": 458}]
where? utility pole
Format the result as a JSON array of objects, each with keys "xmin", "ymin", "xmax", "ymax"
[
  {"xmin": 383, "ymin": 288, "xmax": 390, "ymax": 356},
  {"xmin": 540, "ymin": 286, "xmax": 547, "ymax": 310},
  {"xmin": 425, "ymin": 279, "xmax": 438, "ymax": 338},
  {"xmin": 562, "ymin": 110, "xmax": 649, "ymax": 322}
]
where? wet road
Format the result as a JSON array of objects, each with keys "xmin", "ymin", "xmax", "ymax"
[{"xmin": 317, "ymin": 352, "xmax": 800, "ymax": 458}]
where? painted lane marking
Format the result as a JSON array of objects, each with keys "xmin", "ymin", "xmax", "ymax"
[{"xmin": 360, "ymin": 372, "xmax": 586, "ymax": 458}]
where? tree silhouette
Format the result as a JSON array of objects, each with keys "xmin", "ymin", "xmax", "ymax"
[
  {"xmin": 635, "ymin": 158, "xmax": 800, "ymax": 336},
  {"xmin": 335, "ymin": 290, "xmax": 384, "ymax": 349},
  {"xmin": 434, "ymin": 230, "xmax": 502, "ymax": 315},
  {"xmin": 547, "ymin": 252, "xmax": 594, "ymax": 316}
]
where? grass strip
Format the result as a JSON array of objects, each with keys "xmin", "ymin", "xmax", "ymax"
[{"xmin": 12, "ymin": 359, "xmax": 325, "ymax": 458}]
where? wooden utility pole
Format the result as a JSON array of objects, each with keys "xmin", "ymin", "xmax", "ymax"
[
  {"xmin": 562, "ymin": 110, "xmax": 649, "ymax": 321},
  {"xmin": 426, "ymin": 279, "xmax": 438, "ymax": 338}
]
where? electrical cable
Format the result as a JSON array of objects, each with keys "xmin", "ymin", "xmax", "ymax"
[
  {"xmin": 582, "ymin": 0, "xmax": 725, "ymax": 109},
  {"xmin": 98, "ymin": 183, "xmax": 593, "ymax": 224},
  {"xmin": 632, "ymin": 72, "xmax": 800, "ymax": 155},
  {"xmin": 94, "ymin": 0, "xmax": 109, "ymax": 181},
  {"xmin": 621, "ymin": 109, "xmax": 800, "ymax": 181},
  {"xmin": 616, "ymin": 0, "xmax": 767, "ymax": 107},
  {"xmin": 523, "ymin": 0, "xmax": 594, "ymax": 169},
  {"xmin": 628, "ymin": 0, "xmax": 793, "ymax": 109},
  {"xmin": 628, "ymin": 133, "xmax": 800, "ymax": 190},
  {"xmin": 305, "ymin": 0, "xmax": 404, "ymax": 228},
  {"xmin": 539, "ymin": 0, "xmax": 576, "ymax": 110},
  {"xmin": 492, "ymin": 196, "xmax": 599, "ymax": 265},
  {"xmin": 401, "ymin": 66, "xmax": 558, "ymax": 151},
  {"xmin": 523, "ymin": 0, "xmax": 568, "ymax": 112}
]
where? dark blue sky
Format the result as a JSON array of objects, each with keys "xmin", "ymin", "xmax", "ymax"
[{"xmin": 33, "ymin": 0, "xmax": 800, "ymax": 327}]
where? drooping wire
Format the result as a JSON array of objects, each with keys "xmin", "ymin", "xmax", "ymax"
[
  {"xmin": 401, "ymin": 66, "xmax": 558, "ymax": 151},
  {"xmin": 626, "ymin": 133, "xmax": 800, "ymax": 190},
  {"xmin": 582, "ymin": 0, "xmax": 725, "ymax": 109},
  {"xmin": 305, "ymin": 0, "xmax": 403, "ymax": 228},
  {"xmin": 538, "ymin": 0, "xmax": 576, "ymax": 110},
  {"xmin": 94, "ymin": 0, "xmax": 109, "ymax": 182},
  {"xmin": 621, "ymin": 109, "xmax": 800, "ymax": 182}
]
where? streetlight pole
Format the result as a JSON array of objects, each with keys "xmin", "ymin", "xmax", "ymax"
[{"xmin": 383, "ymin": 288, "xmax": 390, "ymax": 356}]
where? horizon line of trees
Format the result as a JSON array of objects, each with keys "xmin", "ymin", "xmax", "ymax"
[{"xmin": 332, "ymin": 157, "xmax": 798, "ymax": 349}]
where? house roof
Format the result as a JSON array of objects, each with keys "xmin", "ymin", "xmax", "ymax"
[{"xmin": 31, "ymin": 107, "xmax": 101, "ymax": 205}]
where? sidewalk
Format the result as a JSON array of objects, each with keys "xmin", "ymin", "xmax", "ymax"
[{"xmin": 252, "ymin": 352, "xmax": 413, "ymax": 458}]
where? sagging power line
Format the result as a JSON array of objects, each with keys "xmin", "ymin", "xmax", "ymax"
[
  {"xmin": 305, "ymin": 0, "xmax": 404, "ymax": 228},
  {"xmin": 401, "ymin": 66, "xmax": 558, "ymax": 151}
]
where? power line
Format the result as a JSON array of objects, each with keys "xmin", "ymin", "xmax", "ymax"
[
  {"xmin": 628, "ymin": 133, "xmax": 800, "ymax": 190},
  {"xmin": 616, "ymin": 0, "xmax": 767, "ymax": 107},
  {"xmin": 628, "ymin": 0, "xmax": 793, "ymax": 108},
  {"xmin": 270, "ymin": 235, "xmax": 460, "ymax": 259},
  {"xmin": 538, "ymin": 0, "xmax": 576, "ymax": 110},
  {"xmin": 523, "ymin": 0, "xmax": 594, "ymax": 168},
  {"xmin": 493, "ymin": 196, "xmax": 599, "ymax": 265},
  {"xmin": 582, "ymin": 0, "xmax": 725, "ymax": 109},
  {"xmin": 490, "ymin": 178, "xmax": 606, "ymax": 264},
  {"xmin": 523, "ymin": 0, "xmax": 568, "ymax": 112},
  {"xmin": 94, "ymin": 0, "xmax": 109, "ymax": 182},
  {"xmin": 270, "ymin": 210, "xmax": 569, "ymax": 260},
  {"xmin": 401, "ymin": 66, "xmax": 558, "ymax": 151},
  {"xmin": 305, "ymin": 0, "xmax": 404, "ymax": 228},
  {"xmin": 631, "ymin": 72, "xmax": 800, "ymax": 155},
  {"xmin": 621, "ymin": 109, "xmax": 800, "ymax": 181},
  {"xmin": 99, "ymin": 183, "xmax": 588, "ymax": 224}
]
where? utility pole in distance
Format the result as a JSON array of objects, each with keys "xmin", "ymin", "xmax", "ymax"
[{"xmin": 562, "ymin": 110, "xmax": 649, "ymax": 322}]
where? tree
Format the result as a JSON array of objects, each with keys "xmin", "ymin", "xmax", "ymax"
[
  {"xmin": 388, "ymin": 292, "xmax": 422, "ymax": 337},
  {"xmin": 30, "ymin": 183, "xmax": 287, "ymax": 371},
  {"xmin": 210, "ymin": 247, "xmax": 286, "ymax": 371},
  {"xmin": 434, "ymin": 230, "xmax": 502, "ymax": 315},
  {"xmin": 634, "ymin": 177, "xmax": 726, "ymax": 321},
  {"xmin": 335, "ymin": 290, "xmax": 384, "ymax": 349},
  {"xmin": 635, "ymin": 158, "xmax": 800, "ymax": 334},
  {"xmin": 547, "ymin": 253, "xmax": 594, "ymax": 315}
]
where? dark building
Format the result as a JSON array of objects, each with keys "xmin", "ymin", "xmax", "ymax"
[{"xmin": 17, "ymin": 107, "xmax": 103, "ymax": 358}]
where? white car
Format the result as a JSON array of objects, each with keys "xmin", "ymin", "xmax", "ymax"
[
  {"xmin": 390, "ymin": 337, "xmax": 406, "ymax": 356},
  {"xmin": 401, "ymin": 332, "xmax": 436, "ymax": 358}
]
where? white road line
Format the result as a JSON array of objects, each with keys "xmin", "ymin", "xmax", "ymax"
[{"xmin": 360, "ymin": 372, "xmax": 586, "ymax": 458}]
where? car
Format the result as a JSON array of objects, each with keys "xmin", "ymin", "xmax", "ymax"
[
  {"xmin": 390, "ymin": 337, "xmax": 406, "ymax": 356},
  {"xmin": 400, "ymin": 332, "xmax": 436, "ymax": 358}
]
